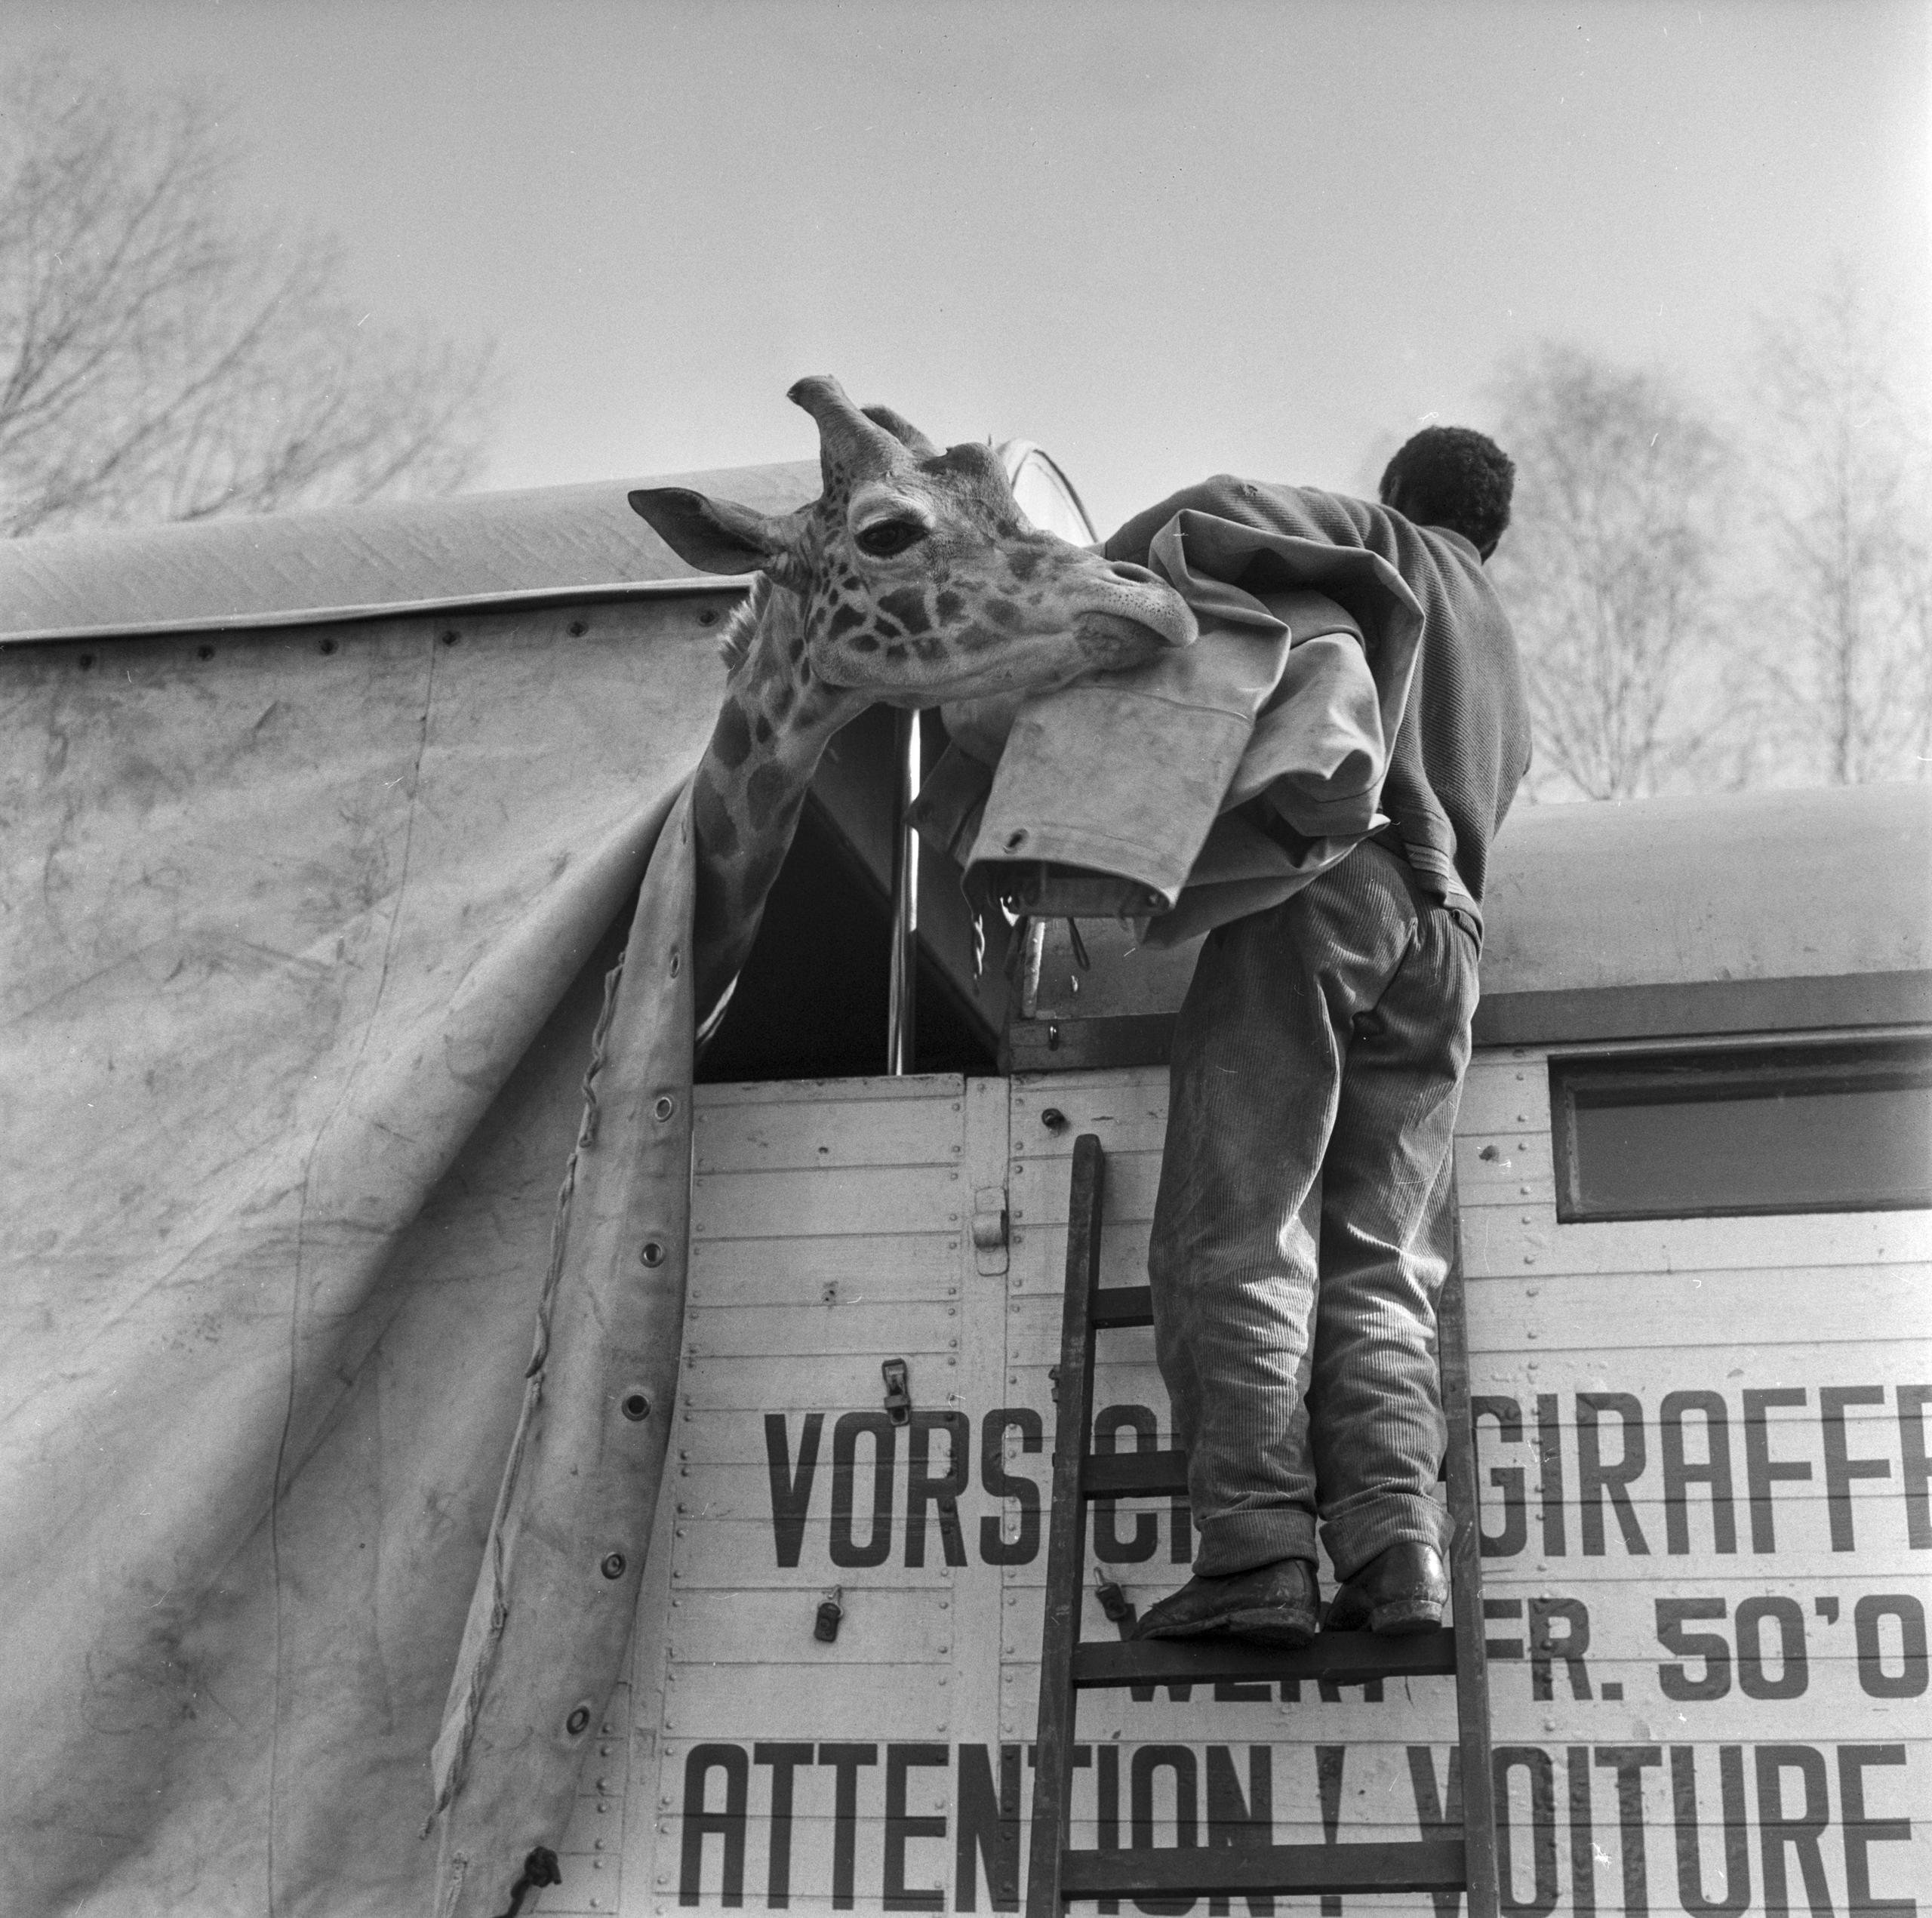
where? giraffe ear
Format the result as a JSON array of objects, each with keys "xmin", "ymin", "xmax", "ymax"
[{"xmin": 628, "ymin": 488, "xmax": 788, "ymax": 577}]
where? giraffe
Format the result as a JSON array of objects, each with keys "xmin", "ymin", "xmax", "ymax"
[{"xmin": 629, "ymin": 374, "xmax": 1197, "ymax": 1033}]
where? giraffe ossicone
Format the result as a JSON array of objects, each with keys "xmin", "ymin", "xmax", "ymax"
[{"xmin": 628, "ymin": 375, "xmax": 1197, "ymax": 1036}]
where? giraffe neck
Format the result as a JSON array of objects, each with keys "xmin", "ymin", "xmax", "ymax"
[{"xmin": 688, "ymin": 580, "xmax": 864, "ymax": 1026}]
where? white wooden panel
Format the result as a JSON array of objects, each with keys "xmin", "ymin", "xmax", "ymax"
[
  {"xmin": 1465, "ymin": 1203, "xmax": 1932, "ymax": 1276},
  {"xmin": 696, "ymin": 1091, "xmax": 968, "ymax": 1173},
  {"xmin": 685, "ymin": 1301, "xmax": 964, "ymax": 1360},
  {"xmin": 1008, "ymin": 1148, "xmax": 1164, "ymax": 1227},
  {"xmin": 690, "ymin": 1162, "xmax": 969, "ymax": 1239},
  {"xmin": 1456, "ymin": 1053, "xmax": 1555, "ymax": 1132},
  {"xmin": 670, "ymin": 1520, "xmax": 957, "ymax": 1593},
  {"xmin": 680, "ymin": 1348, "xmax": 961, "ymax": 1412},
  {"xmin": 662, "ymin": 1588, "xmax": 955, "ymax": 1667},
  {"xmin": 619, "ymin": 1064, "xmax": 1932, "ymax": 1916},
  {"xmin": 688, "ymin": 1231, "xmax": 958, "ymax": 1307},
  {"xmin": 666, "ymin": 1662, "xmax": 955, "ymax": 1741},
  {"xmin": 1462, "ymin": 1262, "xmax": 1925, "ymax": 1349}
]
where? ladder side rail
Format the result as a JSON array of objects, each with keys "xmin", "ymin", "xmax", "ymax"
[
  {"xmin": 1023, "ymin": 1133, "xmax": 1107, "ymax": 1918},
  {"xmin": 1438, "ymin": 1202, "xmax": 1500, "ymax": 1918}
]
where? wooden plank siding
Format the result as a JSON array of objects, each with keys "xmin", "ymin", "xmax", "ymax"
[{"xmin": 571, "ymin": 1058, "xmax": 1929, "ymax": 1917}]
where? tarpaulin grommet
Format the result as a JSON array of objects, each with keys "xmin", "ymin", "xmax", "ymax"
[
  {"xmin": 620, "ymin": 1390, "xmax": 651, "ymax": 1422},
  {"xmin": 599, "ymin": 1553, "xmax": 626, "ymax": 1580},
  {"xmin": 638, "ymin": 1240, "xmax": 666, "ymax": 1267},
  {"xmin": 565, "ymin": 1705, "xmax": 592, "ymax": 1736},
  {"xmin": 652, "ymin": 1094, "xmax": 676, "ymax": 1122}
]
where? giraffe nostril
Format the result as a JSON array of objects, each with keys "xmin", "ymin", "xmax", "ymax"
[{"xmin": 1105, "ymin": 560, "xmax": 1161, "ymax": 586}]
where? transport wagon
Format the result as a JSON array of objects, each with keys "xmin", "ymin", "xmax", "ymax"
[{"xmin": 2, "ymin": 444, "xmax": 1926, "ymax": 1917}]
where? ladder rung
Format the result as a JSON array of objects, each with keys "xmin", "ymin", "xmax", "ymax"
[
  {"xmin": 1072, "ymin": 1626, "xmax": 1457, "ymax": 1689},
  {"xmin": 1088, "ymin": 1284, "xmax": 1152, "ymax": 1328},
  {"xmin": 1061, "ymin": 1837, "xmax": 1466, "ymax": 1898},
  {"xmin": 1080, "ymin": 1449, "xmax": 1189, "ymax": 1498}
]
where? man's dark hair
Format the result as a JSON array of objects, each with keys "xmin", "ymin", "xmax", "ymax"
[{"xmin": 1378, "ymin": 426, "xmax": 1515, "ymax": 559}]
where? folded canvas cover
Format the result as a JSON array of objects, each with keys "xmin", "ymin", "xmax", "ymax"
[{"xmin": 0, "ymin": 473, "xmax": 811, "ymax": 1915}]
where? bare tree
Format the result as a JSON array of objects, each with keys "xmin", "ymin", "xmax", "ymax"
[
  {"xmin": 1487, "ymin": 343, "xmax": 1734, "ymax": 801},
  {"xmin": 0, "ymin": 54, "xmax": 495, "ymax": 538},
  {"xmin": 1746, "ymin": 268, "xmax": 1932, "ymax": 784}
]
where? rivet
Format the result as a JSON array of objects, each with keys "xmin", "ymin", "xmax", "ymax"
[
  {"xmin": 441, "ymin": 630, "xmax": 460, "ymax": 646},
  {"xmin": 669, "ymin": 949, "xmax": 681, "ymax": 976},
  {"xmin": 318, "ymin": 637, "xmax": 337, "ymax": 656},
  {"xmin": 621, "ymin": 1389, "xmax": 652, "ymax": 1422},
  {"xmin": 601, "ymin": 1552, "xmax": 627, "ymax": 1579},
  {"xmin": 566, "ymin": 1704, "xmax": 592, "ymax": 1735},
  {"xmin": 569, "ymin": 620, "xmax": 587, "ymax": 637},
  {"xmin": 654, "ymin": 1094, "xmax": 676, "ymax": 1122},
  {"xmin": 197, "ymin": 644, "xmax": 215, "ymax": 661},
  {"xmin": 697, "ymin": 608, "xmax": 719, "ymax": 627},
  {"xmin": 78, "ymin": 654, "xmax": 95, "ymax": 672},
  {"xmin": 640, "ymin": 1240, "xmax": 666, "ymax": 1267},
  {"xmin": 1004, "ymin": 828, "xmax": 1028, "ymax": 851}
]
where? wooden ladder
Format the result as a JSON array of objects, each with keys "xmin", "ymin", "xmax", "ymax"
[{"xmin": 1024, "ymin": 1133, "xmax": 1500, "ymax": 1915}]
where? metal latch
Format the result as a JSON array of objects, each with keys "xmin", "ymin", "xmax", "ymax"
[
  {"xmin": 1094, "ymin": 1574, "xmax": 1138, "ymax": 1639},
  {"xmin": 814, "ymin": 1588, "xmax": 844, "ymax": 1642},
  {"xmin": 881, "ymin": 1358, "xmax": 911, "ymax": 1424},
  {"xmin": 971, "ymin": 1185, "xmax": 1009, "ymax": 1276}
]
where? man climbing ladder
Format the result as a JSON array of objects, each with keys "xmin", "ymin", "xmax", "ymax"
[
  {"xmin": 1024, "ymin": 427, "xmax": 1529, "ymax": 1916},
  {"xmin": 1116, "ymin": 428, "xmax": 1531, "ymax": 1648}
]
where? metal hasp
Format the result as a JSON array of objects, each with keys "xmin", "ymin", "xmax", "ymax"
[
  {"xmin": 880, "ymin": 1357, "xmax": 912, "ymax": 1425},
  {"xmin": 885, "ymin": 708, "xmax": 921, "ymax": 1074},
  {"xmin": 971, "ymin": 1184, "xmax": 1009, "ymax": 1275},
  {"xmin": 1023, "ymin": 1134, "xmax": 1500, "ymax": 1916},
  {"xmin": 814, "ymin": 1590, "xmax": 844, "ymax": 1643}
]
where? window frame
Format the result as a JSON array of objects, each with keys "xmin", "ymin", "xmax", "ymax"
[{"xmin": 1547, "ymin": 1027, "xmax": 1932, "ymax": 1224}]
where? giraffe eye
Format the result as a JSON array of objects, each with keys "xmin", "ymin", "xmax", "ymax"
[{"xmin": 854, "ymin": 517, "xmax": 929, "ymax": 558}]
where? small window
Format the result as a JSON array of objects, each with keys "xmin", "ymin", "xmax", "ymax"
[{"xmin": 1551, "ymin": 1037, "xmax": 1932, "ymax": 1222}]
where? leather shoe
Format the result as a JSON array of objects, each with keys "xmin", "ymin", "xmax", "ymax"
[
  {"xmin": 1324, "ymin": 1541, "xmax": 1447, "ymax": 1635},
  {"xmin": 1134, "ymin": 1558, "xmax": 1318, "ymax": 1648}
]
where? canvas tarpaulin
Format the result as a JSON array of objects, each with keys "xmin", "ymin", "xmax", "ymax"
[{"xmin": 0, "ymin": 594, "xmax": 725, "ymax": 1913}]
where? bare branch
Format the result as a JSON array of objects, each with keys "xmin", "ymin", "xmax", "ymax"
[
  {"xmin": 1743, "ymin": 264, "xmax": 1932, "ymax": 784},
  {"xmin": 1487, "ymin": 343, "xmax": 1735, "ymax": 800},
  {"xmin": 0, "ymin": 52, "xmax": 497, "ymax": 537}
]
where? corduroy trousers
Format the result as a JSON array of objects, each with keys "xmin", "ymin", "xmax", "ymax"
[{"xmin": 1147, "ymin": 839, "xmax": 1478, "ymax": 1584}]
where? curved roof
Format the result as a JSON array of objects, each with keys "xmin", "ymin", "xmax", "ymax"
[
  {"xmin": 0, "ymin": 442, "xmax": 1097, "ymax": 645},
  {"xmin": 0, "ymin": 462, "xmax": 820, "ymax": 645},
  {"xmin": 1473, "ymin": 780, "xmax": 1932, "ymax": 1041}
]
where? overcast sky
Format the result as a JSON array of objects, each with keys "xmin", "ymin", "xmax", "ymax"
[{"xmin": 20, "ymin": 0, "xmax": 1930, "ymax": 531}]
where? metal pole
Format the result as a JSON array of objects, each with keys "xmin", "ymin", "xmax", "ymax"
[{"xmin": 886, "ymin": 707, "xmax": 921, "ymax": 1075}]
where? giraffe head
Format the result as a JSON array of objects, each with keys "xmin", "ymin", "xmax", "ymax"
[{"xmin": 628, "ymin": 376, "xmax": 1195, "ymax": 706}]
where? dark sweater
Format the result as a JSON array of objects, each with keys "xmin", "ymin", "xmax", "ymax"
[{"xmin": 1106, "ymin": 476, "xmax": 1531, "ymax": 924}]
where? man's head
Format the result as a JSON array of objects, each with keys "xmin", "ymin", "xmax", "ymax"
[{"xmin": 1378, "ymin": 426, "xmax": 1515, "ymax": 560}]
